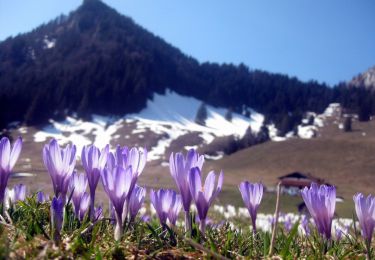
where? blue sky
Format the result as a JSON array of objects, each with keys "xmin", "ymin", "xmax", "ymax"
[{"xmin": 0, "ymin": 0, "xmax": 374, "ymax": 86}]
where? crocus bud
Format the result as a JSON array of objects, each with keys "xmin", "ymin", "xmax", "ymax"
[{"xmin": 51, "ymin": 196, "xmax": 64, "ymax": 244}]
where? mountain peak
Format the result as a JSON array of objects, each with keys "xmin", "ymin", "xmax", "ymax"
[
  {"xmin": 82, "ymin": 0, "xmax": 103, "ymax": 6},
  {"xmin": 78, "ymin": 0, "xmax": 112, "ymax": 13},
  {"xmin": 348, "ymin": 66, "xmax": 375, "ymax": 89}
]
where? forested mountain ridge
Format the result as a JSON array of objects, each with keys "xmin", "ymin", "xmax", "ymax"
[{"xmin": 0, "ymin": 0, "xmax": 374, "ymax": 133}]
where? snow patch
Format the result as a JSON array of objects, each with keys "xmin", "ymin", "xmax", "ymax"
[
  {"xmin": 43, "ymin": 35, "xmax": 56, "ymax": 49},
  {"xmin": 204, "ymin": 152, "xmax": 224, "ymax": 160},
  {"xmin": 33, "ymin": 115, "xmax": 123, "ymax": 155},
  {"xmin": 125, "ymin": 90, "xmax": 264, "ymax": 161},
  {"xmin": 297, "ymin": 125, "xmax": 317, "ymax": 139}
]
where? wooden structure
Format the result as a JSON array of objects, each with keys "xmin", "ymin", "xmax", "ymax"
[{"xmin": 278, "ymin": 172, "xmax": 324, "ymax": 195}]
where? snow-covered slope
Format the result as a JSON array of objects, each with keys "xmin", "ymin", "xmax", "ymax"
[
  {"xmin": 31, "ymin": 90, "xmax": 341, "ymax": 161},
  {"xmin": 32, "ymin": 90, "xmax": 264, "ymax": 161},
  {"xmin": 126, "ymin": 90, "xmax": 264, "ymax": 160}
]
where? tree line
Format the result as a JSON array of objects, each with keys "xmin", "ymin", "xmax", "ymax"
[{"xmin": 0, "ymin": 0, "xmax": 373, "ymax": 134}]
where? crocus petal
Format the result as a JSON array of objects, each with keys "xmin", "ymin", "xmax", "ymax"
[
  {"xmin": 354, "ymin": 193, "xmax": 375, "ymax": 243},
  {"xmin": 0, "ymin": 137, "xmax": 10, "ymax": 171},
  {"xmin": 189, "ymin": 167, "xmax": 202, "ymax": 200},
  {"xmin": 203, "ymin": 171, "xmax": 216, "ymax": 201},
  {"xmin": 9, "ymin": 137, "xmax": 22, "ymax": 170}
]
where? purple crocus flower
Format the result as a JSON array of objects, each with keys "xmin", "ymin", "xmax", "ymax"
[
  {"xmin": 150, "ymin": 189, "xmax": 181, "ymax": 227},
  {"xmin": 4, "ymin": 184, "xmax": 26, "ymax": 209},
  {"xmin": 94, "ymin": 206, "xmax": 103, "ymax": 222},
  {"xmin": 51, "ymin": 196, "xmax": 64, "ymax": 243},
  {"xmin": 238, "ymin": 181, "xmax": 263, "ymax": 233},
  {"xmin": 13, "ymin": 184, "xmax": 26, "ymax": 202},
  {"xmin": 43, "ymin": 139, "xmax": 76, "ymax": 201},
  {"xmin": 128, "ymin": 185, "xmax": 146, "ymax": 222},
  {"xmin": 101, "ymin": 165, "xmax": 136, "ymax": 241},
  {"xmin": 169, "ymin": 149, "xmax": 204, "ymax": 231},
  {"xmin": 168, "ymin": 194, "xmax": 183, "ymax": 226},
  {"xmin": 107, "ymin": 146, "xmax": 147, "ymax": 222},
  {"xmin": 284, "ymin": 216, "xmax": 293, "ymax": 232},
  {"xmin": 78, "ymin": 192, "xmax": 90, "ymax": 221},
  {"xmin": 81, "ymin": 144, "xmax": 109, "ymax": 219},
  {"xmin": 107, "ymin": 145, "xmax": 147, "ymax": 177},
  {"xmin": 301, "ymin": 183, "xmax": 336, "ymax": 239},
  {"xmin": 188, "ymin": 167, "xmax": 223, "ymax": 233},
  {"xmin": 36, "ymin": 191, "xmax": 49, "ymax": 203},
  {"xmin": 335, "ymin": 227, "xmax": 343, "ymax": 241},
  {"xmin": 353, "ymin": 193, "xmax": 375, "ymax": 244},
  {"xmin": 301, "ymin": 215, "xmax": 311, "ymax": 236},
  {"xmin": 69, "ymin": 171, "xmax": 88, "ymax": 218},
  {"xmin": 0, "ymin": 137, "xmax": 22, "ymax": 203},
  {"xmin": 141, "ymin": 214, "xmax": 151, "ymax": 223}
]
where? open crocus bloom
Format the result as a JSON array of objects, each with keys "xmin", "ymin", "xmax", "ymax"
[
  {"xmin": 78, "ymin": 192, "xmax": 90, "ymax": 221},
  {"xmin": 238, "ymin": 181, "xmax": 263, "ymax": 233},
  {"xmin": 43, "ymin": 139, "xmax": 76, "ymax": 200},
  {"xmin": 170, "ymin": 149, "xmax": 204, "ymax": 232},
  {"xmin": 188, "ymin": 167, "xmax": 223, "ymax": 233},
  {"xmin": 81, "ymin": 144, "xmax": 109, "ymax": 219},
  {"xmin": 107, "ymin": 145, "xmax": 147, "ymax": 177},
  {"xmin": 169, "ymin": 149, "xmax": 204, "ymax": 212},
  {"xmin": 0, "ymin": 137, "xmax": 22, "ymax": 203},
  {"xmin": 150, "ymin": 189, "xmax": 177, "ymax": 226},
  {"xmin": 101, "ymin": 165, "xmax": 136, "ymax": 241},
  {"xmin": 353, "ymin": 193, "xmax": 375, "ymax": 244},
  {"xmin": 128, "ymin": 185, "xmax": 146, "ymax": 222},
  {"xmin": 301, "ymin": 183, "xmax": 336, "ymax": 239},
  {"xmin": 168, "ymin": 194, "xmax": 183, "ymax": 226},
  {"xmin": 69, "ymin": 171, "xmax": 88, "ymax": 218},
  {"xmin": 4, "ymin": 184, "xmax": 26, "ymax": 209}
]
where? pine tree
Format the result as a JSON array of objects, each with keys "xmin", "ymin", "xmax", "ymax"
[
  {"xmin": 343, "ymin": 116, "xmax": 352, "ymax": 132},
  {"xmin": 358, "ymin": 102, "xmax": 371, "ymax": 122},
  {"xmin": 241, "ymin": 126, "xmax": 256, "ymax": 147},
  {"xmin": 256, "ymin": 123, "xmax": 270, "ymax": 143},
  {"xmin": 195, "ymin": 103, "xmax": 208, "ymax": 126},
  {"xmin": 225, "ymin": 108, "xmax": 233, "ymax": 122},
  {"xmin": 307, "ymin": 115, "xmax": 315, "ymax": 125}
]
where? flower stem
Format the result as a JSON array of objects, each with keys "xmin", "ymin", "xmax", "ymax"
[
  {"xmin": 114, "ymin": 213, "xmax": 123, "ymax": 241},
  {"xmin": 366, "ymin": 239, "xmax": 372, "ymax": 260},
  {"xmin": 269, "ymin": 182, "xmax": 281, "ymax": 257},
  {"xmin": 184, "ymin": 211, "xmax": 190, "ymax": 234},
  {"xmin": 199, "ymin": 219, "xmax": 206, "ymax": 234},
  {"xmin": 89, "ymin": 190, "xmax": 95, "ymax": 220}
]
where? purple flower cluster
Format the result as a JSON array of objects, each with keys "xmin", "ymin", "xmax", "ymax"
[
  {"xmin": 4, "ymin": 134, "xmax": 375, "ymax": 250},
  {"xmin": 150, "ymin": 189, "xmax": 182, "ymax": 227},
  {"xmin": 168, "ymin": 149, "xmax": 223, "ymax": 233},
  {"xmin": 100, "ymin": 145, "xmax": 147, "ymax": 240},
  {"xmin": 169, "ymin": 149, "xmax": 204, "ymax": 231}
]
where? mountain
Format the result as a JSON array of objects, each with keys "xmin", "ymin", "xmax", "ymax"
[
  {"xmin": 348, "ymin": 66, "xmax": 375, "ymax": 90},
  {"xmin": 0, "ymin": 0, "xmax": 374, "ymax": 132}
]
